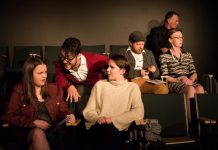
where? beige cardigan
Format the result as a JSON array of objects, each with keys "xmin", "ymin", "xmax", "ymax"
[{"xmin": 83, "ymin": 79, "xmax": 144, "ymax": 131}]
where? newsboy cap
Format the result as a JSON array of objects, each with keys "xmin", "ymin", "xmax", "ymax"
[{"xmin": 129, "ymin": 31, "xmax": 145, "ymax": 42}]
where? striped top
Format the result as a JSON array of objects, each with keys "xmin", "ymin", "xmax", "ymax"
[{"xmin": 159, "ymin": 49, "xmax": 197, "ymax": 78}]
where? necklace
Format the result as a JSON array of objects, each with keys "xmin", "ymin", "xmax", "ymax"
[{"xmin": 170, "ymin": 49, "xmax": 182, "ymax": 63}]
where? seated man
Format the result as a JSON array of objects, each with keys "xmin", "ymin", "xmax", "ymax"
[
  {"xmin": 119, "ymin": 31, "xmax": 168, "ymax": 94},
  {"xmin": 55, "ymin": 37, "xmax": 109, "ymax": 118}
]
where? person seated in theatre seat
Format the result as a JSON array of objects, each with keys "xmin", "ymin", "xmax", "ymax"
[
  {"xmin": 82, "ymin": 55, "xmax": 144, "ymax": 150},
  {"xmin": 55, "ymin": 37, "xmax": 109, "ymax": 119},
  {"xmin": 118, "ymin": 30, "xmax": 169, "ymax": 94},
  {"xmin": 159, "ymin": 28, "xmax": 204, "ymax": 99},
  {"xmin": 2, "ymin": 54, "xmax": 75, "ymax": 150}
]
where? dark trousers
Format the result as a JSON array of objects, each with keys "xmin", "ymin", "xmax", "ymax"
[
  {"xmin": 68, "ymin": 85, "xmax": 91, "ymax": 119},
  {"xmin": 82, "ymin": 124, "xmax": 127, "ymax": 150}
]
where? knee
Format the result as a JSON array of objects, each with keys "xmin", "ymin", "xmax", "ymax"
[
  {"xmin": 187, "ymin": 86, "xmax": 196, "ymax": 92},
  {"xmin": 30, "ymin": 128, "xmax": 46, "ymax": 140},
  {"xmin": 196, "ymin": 85, "xmax": 205, "ymax": 93}
]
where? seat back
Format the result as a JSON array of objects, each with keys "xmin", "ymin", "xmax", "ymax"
[
  {"xmin": 141, "ymin": 94, "xmax": 189, "ymax": 138},
  {"xmin": 109, "ymin": 45, "xmax": 128, "ymax": 56},
  {"xmin": 195, "ymin": 94, "xmax": 218, "ymax": 134},
  {"xmin": 12, "ymin": 46, "xmax": 43, "ymax": 72},
  {"xmin": 200, "ymin": 74, "xmax": 217, "ymax": 94},
  {"xmin": 44, "ymin": 46, "xmax": 61, "ymax": 82},
  {"xmin": 0, "ymin": 46, "xmax": 9, "ymax": 97},
  {"xmin": 81, "ymin": 45, "xmax": 105, "ymax": 54},
  {"xmin": 0, "ymin": 46, "xmax": 10, "ymax": 68}
]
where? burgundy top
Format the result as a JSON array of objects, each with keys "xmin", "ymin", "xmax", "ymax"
[
  {"xmin": 2, "ymin": 83, "xmax": 72, "ymax": 128},
  {"xmin": 55, "ymin": 52, "xmax": 109, "ymax": 90}
]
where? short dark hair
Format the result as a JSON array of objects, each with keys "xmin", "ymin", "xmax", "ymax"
[
  {"xmin": 109, "ymin": 54, "xmax": 130, "ymax": 78},
  {"xmin": 61, "ymin": 37, "xmax": 81, "ymax": 56},
  {"xmin": 164, "ymin": 11, "xmax": 180, "ymax": 23}
]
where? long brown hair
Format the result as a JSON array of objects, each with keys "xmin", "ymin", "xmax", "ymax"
[{"xmin": 22, "ymin": 54, "xmax": 48, "ymax": 104}]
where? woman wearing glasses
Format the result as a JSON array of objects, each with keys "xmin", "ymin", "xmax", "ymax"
[
  {"xmin": 159, "ymin": 28, "xmax": 204, "ymax": 99},
  {"xmin": 2, "ymin": 55, "xmax": 75, "ymax": 150}
]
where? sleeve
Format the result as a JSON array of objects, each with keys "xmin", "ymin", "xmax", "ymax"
[
  {"xmin": 159, "ymin": 54, "xmax": 169, "ymax": 76},
  {"xmin": 55, "ymin": 60, "xmax": 71, "ymax": 91},
  {"xmin": 98, "ymin": 54, "xmax": 109, "ymax": 68},
  {"xmin": 56, "ymin": 85, "xmax": 72, "ymax": 116},
  {"xmin": 111, "ymin": 84, "xmax": 144, "ymax": 130},
  {"xmin": 146, "ymin": 51, "xmax": 160, "ymax": 78},
  {"xmin": 149, "ymin": 29, "xmax": 162, "ymax": 54},
  {"xmin": 2, "ymin": 85, "xmax": 35, "ymax": 128},
  {"xmin": 187, "ymin": 53, "xmax": 197, "ymax": 75},
  {"xmin": 82, "ymin": 83, "xmax": 100, "ymax": 123}
]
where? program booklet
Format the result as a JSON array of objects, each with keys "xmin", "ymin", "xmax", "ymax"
[{"xmin": 146, "ymin": 79, "xmax": 166, "ymax": 85}]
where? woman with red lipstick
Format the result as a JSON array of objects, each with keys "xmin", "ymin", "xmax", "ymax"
[{"xmin": 2, "ymin": 54, "xmax": 75, "ymax": 150}]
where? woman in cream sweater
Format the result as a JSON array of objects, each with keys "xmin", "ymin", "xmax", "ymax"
[{"xmin": 83, "ymin": 54, "xmax": 144, "ymax": 150}]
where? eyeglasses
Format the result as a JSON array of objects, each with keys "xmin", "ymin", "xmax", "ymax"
[
  {"xmin": 60, "ymin": 54, "xmax": 78, "ymax": 69},
  {"xmin": 60, "ymin": 55, "xmax": 76, "ymax": 63},
  {"xmin": 171, "ymin": 36, "xmax": 184, "ymax": 40},
  {"xmin": 29, "ymin": 53, "xmax": 41, "ymax": 58}
]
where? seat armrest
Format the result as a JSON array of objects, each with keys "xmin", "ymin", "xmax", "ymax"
[
  {"xmin": 198, "ymin": 117, "xmax": 216, "ymax": 124},
  {"xmin": 2, "ymin": 123, "xmax": 9, "ymax": 128}
]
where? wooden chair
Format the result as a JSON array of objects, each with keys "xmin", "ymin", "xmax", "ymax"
[
  {"xmin": 81, "ymin": 45, "xmax": 105, "ymax": 55},
  {"xmin": 195, "ymin": 94, "xmax": 218, "ymax": 150},
  {"xmin": 109, "ymin": 45, "xmax": 128, "ymax": 56}
]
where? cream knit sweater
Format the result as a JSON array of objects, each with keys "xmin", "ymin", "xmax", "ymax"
[{"xmin": 83, "ymin": 79, "xmax": 144, "ymax": 131}]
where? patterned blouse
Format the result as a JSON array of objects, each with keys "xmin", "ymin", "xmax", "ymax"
[
  {"xmin": 159, "ymin": 49, "xmax": 200, "ymax": 93},
  {"xmin": 159, "ymin": 49, "xmax": 196, "ymax": 78}
]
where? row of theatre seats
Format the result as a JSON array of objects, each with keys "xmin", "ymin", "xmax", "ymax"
[
  {"xmin": 0, "ymin": 45, "xmax": 218, "ymax": 149},
  {"xmin": 0, "ymin": 93, "xmax": 218, "ymax": 150},
  {"xmin": 140, "ymin": 93, "xmax": 218, "ymax": 150},
  {"xmin": 0, "ymin": 45, "xmax": 128, "ymax": 83}
]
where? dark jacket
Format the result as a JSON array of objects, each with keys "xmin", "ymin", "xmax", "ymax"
[
  {"xmin": 2, "ymin": 83, "xmax": 72, "ymax": 128},
  {"xmin": 119, "ymin": 48, "xmax": 160, "ymax": 79},
  {"xmin": 145, "ymin": 25, "xmax": 171, "ymax": 67}
]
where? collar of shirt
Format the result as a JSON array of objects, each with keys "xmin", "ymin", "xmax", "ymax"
[
  {"xmin": 69, "ymin": 54, "xmax": 88, "ymax": 81},
  {"xmin": 127, "ymin": 47, "xmax": 145, "ymax": 70},
  {"xmin": 127, "ymin": 46, "xmax": 146, "ymax": 54}
]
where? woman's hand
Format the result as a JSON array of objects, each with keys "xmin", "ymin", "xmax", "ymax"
[
  {"xmin": 66, "ymin": 85, "xmax": 81, "ymax": 103},
  {"xmin": 66, "ymin": 114, "xmax": 76, "ymax": 124},
  {"xmin": 179, "ymin": 76, "xmax": 193, "ymax": 85},
  {"xmin": 97, "ymin": 117, "xmax": 112, "ymax": 124},
  {"xmin": 33, "ymin": 120, "xmax": 51, "ymax": 130}
]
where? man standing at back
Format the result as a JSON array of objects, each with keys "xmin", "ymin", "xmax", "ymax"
[
  {"xmin": 145, "ymin": 11, "xmax": 180, "ymax": 67},
  {"xmin": 119, "ymin": 31, "xmax": 168, "ymax": 94}
]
